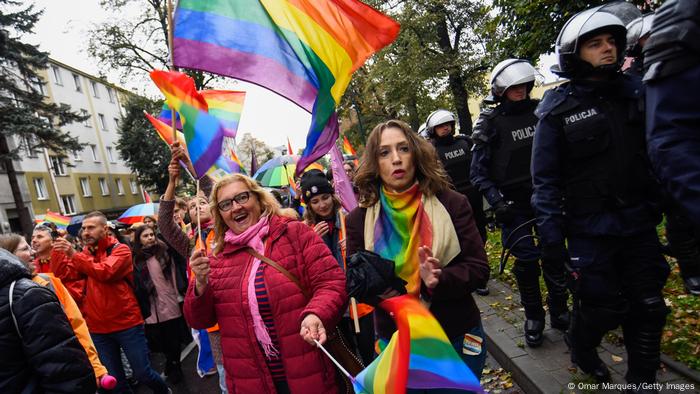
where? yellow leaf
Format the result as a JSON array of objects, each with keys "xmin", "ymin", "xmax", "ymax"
[{"xmin": 611, "ymin": 354, "xmax": 623, "ymax": 362}]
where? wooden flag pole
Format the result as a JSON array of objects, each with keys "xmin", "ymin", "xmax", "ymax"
[
  {"xmin": 166, "ymin": 0, "xmax": 177, "ymax": 142},
  {"xmin": 196, "ymin": 178, "xmax": 203, "ymax": 250},
  {"xmin": 340, "ymin": 213, "xmax": 361, "ymax": 334}
]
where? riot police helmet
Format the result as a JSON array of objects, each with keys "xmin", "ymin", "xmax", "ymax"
[
  {"xmin": 417, "ymin": 122, "xmax": 429, "ymax": 139},
  {"xmin": 487, "ymin": 59, "xmax": 538, "ymax": 102},
  {"xmin": 425, "ymin": 109, "xmax": 456, "ymax": 137},
  {"xmin": 552, "ymin": 2, "xmax": 641, "ymax": 77},
  {"xmin": 626, "ymin": 13, "xmax": 655, "ymax": 57}
]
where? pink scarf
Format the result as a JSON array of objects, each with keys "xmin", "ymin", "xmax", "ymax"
[{"xmin": 224, "ymin": 215, "xmax": 278, "ymax": 359}]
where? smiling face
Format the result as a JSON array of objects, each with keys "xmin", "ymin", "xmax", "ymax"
[
  {"xmin": 188, "ymin": 196, "xmax": 211, "ymax": 224},
  {"xmin": 378, "ymin": 127, "xmax": 416, "ymax": 193},
  {"xmin": 579, "ymin": 32, "xmax": 617, "ymax": 68},
  {"xmin": 14, "ymin": 238, "xmax": 34, "ymax": 266},
  {"xmin": 139, "ymin": 227, "xmax": 157, "ymax": 248},
  {"xmin": 309, "ymin": 193, "xmax": 334, "ymax": 218},
  {"xmin": 31, "ymin": 228, "xmax": 53, "ymax": 256},
  {"xmin": 217, "ymin": 181, "xmax": 263, "ymax": 234}
]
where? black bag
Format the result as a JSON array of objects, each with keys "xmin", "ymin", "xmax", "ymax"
[
  {"xmin": 345, "ymin": 250, "xmax": 407, "ymax": 306},
  {"xmin": 105, "ymin": 243, "xmax": 152, "ymax": 319}
]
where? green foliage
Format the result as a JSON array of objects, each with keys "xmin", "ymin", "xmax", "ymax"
[
  {"xmin": 115, "ymin": 95, "xmax": 173, "ymax": 194},
  {"xmin": 235, "ymin": 133, "xmax": 274, "ymax": 175}
]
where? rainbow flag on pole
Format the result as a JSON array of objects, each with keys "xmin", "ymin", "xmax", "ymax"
[
  {"xmin": 44, "ymin": 210, "xmax": 70, "ymax": 229},
  {"xmin": 353, "ymin": 295, "xmax": 483, "ymax": 394},
  {"xmin": 343, "ymin": 135, "xmax": 357, "ymax": 156},
  {"xmin": 150, "ymin": 70, "xmax": 225, "ymax": 178},
  {"xmin": 200, "ymin": 90, "xmax": 246, "ymax": 138},
  {"xmin": 172, "ymin": 0, "xmax": 399, "ymax": 177}
]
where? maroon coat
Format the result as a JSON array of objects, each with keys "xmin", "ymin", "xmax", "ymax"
[
  {"xmin": 346, "ymin": 189, "xmax": 489, "ymax": 340},
  {"xmin": 184, "ymin": 215, "xmax": 347, "ymax": 394}
]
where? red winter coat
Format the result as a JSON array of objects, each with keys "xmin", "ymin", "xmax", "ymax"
[{"xmin": 184, "ymin": 215, "xmax": 347, "ymax": 394}]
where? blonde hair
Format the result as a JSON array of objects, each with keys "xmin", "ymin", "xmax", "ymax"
[
  {"xmin": 354, "ymin": 119, "xmax": 451, "ymax": 207},
  {"xmin": 279, "ymin": 208, "xmax": 301, "ymax": 220},
  {"xmin": 210, "ymin": 174, "xmax": 281, "ymax": 254}
]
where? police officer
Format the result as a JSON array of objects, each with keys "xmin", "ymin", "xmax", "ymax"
[
  {"xmin": 426, "ymin": 109, "xmax": 489, "ymax": 295},
  {"xmin": 532, "ymin": 4, "xmax": 669, "ymax": 390},
  {"xmin": 644, "ymin": 0, "xmax": 700, "ymax": 295},
  {"xmin": 470, "ymin": 59, "xmax": 569, "ymax": 348},
  {"xmin": 624, "ymin": 13, "xmax": 654, "ymax": 78}
]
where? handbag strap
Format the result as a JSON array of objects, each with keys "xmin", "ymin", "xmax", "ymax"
[
  {"xmin": 245, "ymin": 248, "xmax": 310, "ymax": 299},
  {"xmin": 8, "ymin": 280, "xmax": 22, "ymax": 339}
]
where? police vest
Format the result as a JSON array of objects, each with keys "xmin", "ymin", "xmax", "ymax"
[
  {"xmin": 488, "ymin": 101, "xmax": 539, "ymax": 195},
  {"xmin": 554, "ymin": 91, "xmax": 654, "ymax": 215},
  {"xmin": 432, "ymin": 136, "xmax": 473, "ymax": 195}
]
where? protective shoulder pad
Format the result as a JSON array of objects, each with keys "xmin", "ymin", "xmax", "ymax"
[
  {"xmin": 535, "ymin": 84, "xmax": 575, "ymax": 118},
  {"xmin": 471, "ymin": 109, "xmax": 496, "ymax": 145}
]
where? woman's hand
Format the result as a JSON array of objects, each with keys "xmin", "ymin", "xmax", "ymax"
[
  {"xmin": 419, "ymin": 246, "xmax": 441, "ymax": 289},
  {"xmin": 300, "ymin": 313, "xmax": 327, "ymax": 345},
  {"xmin": 190, "ymin": 248, "xmax": 210, "ymax": 295},
  {"xmin": 313, "ymin": 222, "xmax": 330, "ymax": 237}
]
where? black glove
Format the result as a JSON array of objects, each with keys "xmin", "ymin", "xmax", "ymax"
[
  {"xmin": 346, "ymin": 250, "xmax": 407, "ymax": 306},
  {"xmin": 494, "ymin": 200, "xmax": 515, "ymax": 224}
]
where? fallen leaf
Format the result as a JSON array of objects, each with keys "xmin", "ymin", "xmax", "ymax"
[
  {"xmin": 611, "ymin": 354, "xmax": 623, "ymax": 363},
  {"xmin": 505, "ymin": 296, "xmax": 513, "ymax": 301}
]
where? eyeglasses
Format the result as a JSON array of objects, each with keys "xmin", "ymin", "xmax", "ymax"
[{"xmin": 217, "ymin": 191, "xmax": 251, "ymax": 212}]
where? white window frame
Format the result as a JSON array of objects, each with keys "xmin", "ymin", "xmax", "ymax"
[
  {"xmin": 98, "ymin": 178, "xmax": 109, "ymax": 195},
  {"xmin": 129, "ymin": 179, "xmax": 138, "ymax": 194},
  {"xmin": 72, "ymin": 149, "xmax": 82, "ymax": 161},
  {"xmin": 61, "ymin": 195, "xmax": 76, "ymax": 215},
  {"xmin": 34, "ymin": 178, "xmax": 48, "ymax": 200},
  {"xmin": 79, "ymin": 177, "xmax": 92, "ymax": 197},
  {"xmin": 90, "ymin": 145, "xmax": 99, "ymax": 162},
  {"xmin": 107, "ymin": 87, "xmax": 115, "ymax": 103},
  {"xmin": 90, "ymin": 81, "xmax": 100, "ymax": 98},
  {"xmin": 115, "ymin": 178, "xmax": 124, "ymax": 195},
  {"xmin": 98, "ymin": 113, "xmax": 107, "ymax": 131},
  {"xmin": 106, "ymin": 146, "xmax": 115, "ymax": 162},
  {"xmin": 29, "ymin": 77, "xmax": 45, "ymax": 96},
  {"xmin": 81, "ymin": 109, "xmax": 91, "ymax": 127},
  {"xmin": 49, "ymin": 156, "xmax": 66, "ymax": 176},
  {"xmin": 72, "ymin": 73, "xmax": 82, "ymax": 92},
  {"xmin": 113, "ymin": 117, "xmax": 120, "ymax": 130},
  {"xmin": 23, "ymin": 135, "xmax": 38, "ymax": 157},
  {"xmin": 51, "ymin": 66, "xmax": 62, "ymax": 85}
]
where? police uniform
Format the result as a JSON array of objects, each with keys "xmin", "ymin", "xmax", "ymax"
[
  {"xmin": 532, "ymin": 73, "xmax": 669, "ymax": 385},
  {"xmin": 471, "ymin": 98, "xmax": 569, "ymax": 346}
]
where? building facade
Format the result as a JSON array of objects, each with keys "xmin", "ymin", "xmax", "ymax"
[{"xmin": 0, "ymin": 59, "xmax": 146, "ymax": 234}]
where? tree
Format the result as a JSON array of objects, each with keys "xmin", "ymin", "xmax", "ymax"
[
  {"xmin": 115, "ymin": 94, "xmax": 176, "ymax": 194},
  {"xmin": 235, "ymin": 133, "xmax": 274, "ymax": 175},
  {"xmin": 87, "ymin": 0, "xmax": 215, "ymax": 90},
  {"xmin": 0, "ymin": 0, "xmax": 85, "ymax": 236}
]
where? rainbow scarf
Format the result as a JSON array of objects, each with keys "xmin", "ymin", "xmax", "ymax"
[
  {"xmin": 373, "ymin": 184, "xmax": 432, "ymax": 295},
  {"xmin": 353, "ymin": 295, "xmax": 483, "ymax": 393},
  {"xmin": 150, "ymin": 70, "xmax": 225, "ymax": 178},
  {"xmin": 172, "ymin": 0, "xmax": 399, "ymax": 177}
]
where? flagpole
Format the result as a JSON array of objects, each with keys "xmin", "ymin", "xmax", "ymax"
[
  {"xmin": 196, "ymin": 178, "xmax": 203, "ymax": 250},
  {"xmin": 313, "ymin": 340, "xmax": 354, "ymax": 380},
  {"xmin": 166, "ymin": 0, "xmax": 177, "ymax": 142}
]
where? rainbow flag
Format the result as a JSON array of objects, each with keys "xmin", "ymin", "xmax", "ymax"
[
  {"xmin": 343, "ymin": 135, "xmax": 357, "ymax": 156},
  {"xmin": 157, "ymin": 102, "xmax": 183, "ymax": 129},
  {"xmin": 145, "ymin": 112, "xmax": 186, "ymax": 146},
  {"xmin": 44, "ymin": 210, "xmax": 70, "ymax": 229},
  {"xmin": 150, "ymin": 70, "xmax": 225, "ymax": 178},
  {"xmin": 229, "ymin": 148, "xmax": 247, "ymax": 175},
  {"xmin": 172, "ymin": 0, "xmax": 399, "ymax": 177},
  {"xmin": 200, "ymin": 90, "xmax": 246, "ymax": 138},
  {"xmin": 353, "ymin": 295, "xmax": 482, "ymax": 394}
]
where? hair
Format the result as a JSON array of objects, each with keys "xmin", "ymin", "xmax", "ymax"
[
  {"xmin": 131, "ymin": 224, "xmax": 167, "ymax": 262},
  {"xmin": 175, "ymin": 197, "xmax": 187, "ymax": 212},
  {"xmin": 302, "ymin": 194, "xmax": 342, "ymax": 224},
  {"xmin": 343, "ymin": 160, "xmax": 356, "ymax": 171},
  {"xmin": 0, "ymin": 233, "xmax": 24, "ymax": 254},
  {"xmin": 33, "ymin": 224, "xmax": 58, "ymax": 240},
  {"xmin": 210, "ymin": 174, "xmax": 282, "ymax": 254},
  {"xmin": 279, "ymin": 208, "xmax": 301, "ymax": 220},
  {"xmin": 84, "ymin": 211, "xmax": 108, "ymax": 224},
  {"xmin": 354, "ymin": 119, "xmax": 451, "ymax": 207},
  {"xmin": 143, "ymin": 215, "xmax": 156, "ymax": 224}
]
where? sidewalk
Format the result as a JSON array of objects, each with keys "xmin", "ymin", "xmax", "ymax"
[{"xmin": 477, "ymin": 280, "xmax": 700, "ymax": 394}]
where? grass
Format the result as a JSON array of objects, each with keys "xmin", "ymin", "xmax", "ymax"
[{"xmin": 484, "ymin": 227, "xmax": 700, "ymax": 372}]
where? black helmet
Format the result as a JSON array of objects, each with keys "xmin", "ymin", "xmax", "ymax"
[{"xmin": 552, "ymin": 2, "xmax": 641, "ymax": 77}]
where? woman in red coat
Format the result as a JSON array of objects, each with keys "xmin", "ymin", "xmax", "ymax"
[{"xmin": 184, "ymin": 173, "xmax": 347, "ymax": 394}]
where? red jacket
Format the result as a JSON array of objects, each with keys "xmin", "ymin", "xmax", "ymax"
[
  {"xmin": 184, "ymin": 215, "xmax": 347, "ymax": 394},
  {"xmin": 64, "ymin": 236, "xmax": 143, "ymax": 334},
  {"xmin": 48, "ymin": 250, "xmax": 87, "ymax": 308}
]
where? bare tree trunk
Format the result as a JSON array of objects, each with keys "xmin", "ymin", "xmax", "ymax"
[{"xmin": 0, "ymin": 135, "xmax": 33, "ymax": 236}]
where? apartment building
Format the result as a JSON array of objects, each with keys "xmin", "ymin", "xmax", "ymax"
[{"xmin": 0, "ymin": 59, "xmax": 146, "ymax": 233}]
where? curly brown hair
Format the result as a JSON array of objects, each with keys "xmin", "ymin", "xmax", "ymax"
[{"xmin": 354, "ymin": 119, "xmax": 450, "ymax": 207}]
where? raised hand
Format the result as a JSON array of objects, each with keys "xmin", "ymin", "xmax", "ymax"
[{"xmin": 418, "ymin": 245, "xmax": 441, "ymax": 289}]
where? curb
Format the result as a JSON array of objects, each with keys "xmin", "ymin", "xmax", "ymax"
[{"xmin": 660, "ymin": 354, "xmax": 700, "ymax": 385}]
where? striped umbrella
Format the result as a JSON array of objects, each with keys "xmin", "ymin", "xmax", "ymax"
[
  {"xmin": 253, "ymin": 155, "xmax": 323, "ymax": 187},
  {"xmin": 117, "ymin": 202, "xmax": 159, "ymax": 225}
]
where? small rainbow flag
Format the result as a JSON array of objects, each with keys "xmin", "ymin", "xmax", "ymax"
[
  {"xmin": 172, "ymin": 0, "xmax": 399, "ymax": 178},
  {"xmin": 229, "ymin": 148, "xmax": 247, "ymax": 175},
  {"xmin": 200, "ymin": 90, "xmax": 246, "ymax": 138},
  {"xmin": 150, "ymin": 70, "xmax": 225, "ymax": 178},
  {"xmin": 44, "ymin": 210, "xmax": 70, "ymax": 229},
  {"xmin": 157, "ymin": 102, "xmax": 182, "ymax": 129},
  {"xmin": 343, "ymin": 135, "xmax": 357, "ymax": 156},
  {"xmin": 353, "ymin": 295, "xmax": 482, "ymax": 393}
]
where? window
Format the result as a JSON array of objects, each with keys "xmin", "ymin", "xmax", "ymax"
[
  {"xmin": 29, "ymin": 77, "xmax": 45, "ymax": 96},
  {"xmin": 98, "ymin": 114, "xmax": 107, "ymax": 131},
  {"xmin": 115, "ymin": 178, "xmax": 124, "ymax": 195},
  {"xmin": 51, "ymin": 66, "xmax": 62, "ymax": 85},
  {"xmin": 23, "ymin": 135, "xmax": 38, "ymax": 157},
  {"xmin": 90, "ymin": 145, "xmax": 99, "ymax": 161},
  {"xmin": 72, "ymin": 73, "xmax": 82, "ymax": 92},
  {"xmin": 61, "ymin": 195, "xmax": 76, "ymax": 214},
  {"xmin": 72, "ymin": 149, "xmax": 82, "ymax": 161},
  {"xmin": 49, "ymin": 156, "xmax": 66, "ymax": 176},
  {"xmin": 113, "ymin": 118, "xmax": 120, "ymax": 130},
  {"xmin": 106, "ymin": 146, "xmax": 115, "ymax": 162},
  {"xmin": 90, "ymin": 81, "xmax": 100, "ymax": 98},
  {"xmin": 79, "ymin": 178, "xmax": 91, "ymax": 197},
  {"xmin": 107, "ymin": 87, "xmax": 115, "ymax": 103},
  {"xmin": 98, "ymin": 178, "xmax": 109, "ymax": 195},
  {"xmin": 81, "ymin": 109, "xmax": 91, "ymax": 127},
  {"xmin": 33, "ymin": 178, "xmax": 48, "ymax": 200},
  {"xmin": 129, "ymin": 179, "xmax": 138, "ymax": 194}
]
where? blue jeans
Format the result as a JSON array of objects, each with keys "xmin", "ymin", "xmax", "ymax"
[
  {"xmin": 407, "ymin": 323, "xmax": 487, "ymax": 393},
  {"xmin": 92, "ymin": 324, "xmax": 169, "ymax": 394}
]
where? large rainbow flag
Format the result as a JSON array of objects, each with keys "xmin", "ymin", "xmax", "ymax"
[
  {"xmin": 353, "ymin": 295, "xmax": 482, "ymax": 394},
  {"xmin": 172, "ymin": 0, "xmax": 399, "ymax": 177},
  {"xmin": 200, "ymin": 90, "xmax": 246, "ymax": 138},
  {"xmin": 150, "ymin": 70, "xmax": 226, "ymax": 178}
]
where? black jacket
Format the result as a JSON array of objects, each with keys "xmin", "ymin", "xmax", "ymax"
[{"xmin": 0, "ymin": 248, "xmax": 96, "ymax": 394}]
